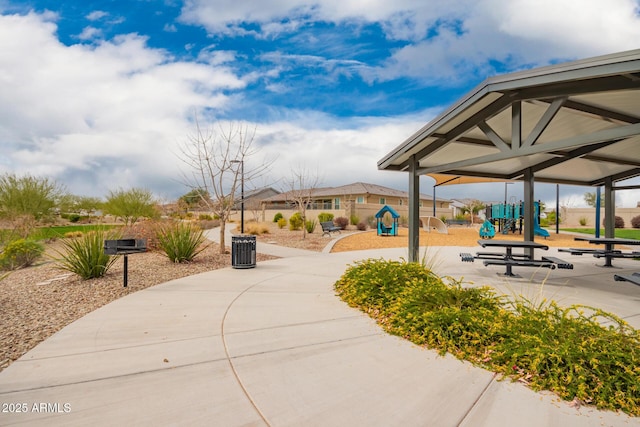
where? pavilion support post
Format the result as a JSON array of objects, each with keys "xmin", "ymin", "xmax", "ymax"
[
  {"xmin": 523, "ymin": 168, "xmax": 535, "ymax": 258},
  {"xmin": 604, "ymin": 178, "xmax": 614, "ymax": 238},
  {"xmin": 432, "ymin": 186, "xmax": 436, "ymax": 217},
  {"xmin": 595, "ymin": 187, "xmax": 601, "ymax": 238},
  {"xmin": 408, "ymin": 155, "xmax": 420, "ymax": 263}
]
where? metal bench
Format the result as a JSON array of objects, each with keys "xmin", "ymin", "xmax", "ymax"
[
  {"xmin": 320, "ymin": 221, "xmax": 341, "ymax": 237},
  {"xmin": 460, "ymin": 252, "xmax": 475, "ymax": 262},
  {"xmin": 474, "ymin": 251, "xmax": 530, "ymax": 260},
  {"xmin": 558, "ymin": 248, "xmax": 620, "ymax": 256},
  {"xmin": 614, "ymin": 272, "xmax": 640, "ymax": 286},
  {"xmin": 593, "ymin": 251, "xmax": 640, "ymax": 259},
  {"xmin": 541, "ymin": 256, "xmax": 573, "ymax": 269},
  {"xmin": 482, "ymin": 259, "xmax": 556, "ymax": 269}
]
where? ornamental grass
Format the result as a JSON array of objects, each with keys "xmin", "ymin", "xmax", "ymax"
[{"xmin": 334, "ymin": 258, "xmax": 640, "ymax": 416}]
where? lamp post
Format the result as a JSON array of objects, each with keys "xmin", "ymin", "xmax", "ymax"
[
  {"xmin": 504, "ymin": 182, "xmax": 513, "ymax": 206},
  {"xmin": 504, "ymin": 182, "xmax": 513, "ymax": 232},
  {"xmin": 504, "ymin": 182, "xmax": 513, "ymax": 216},
  {"xmin": 231, "ymin": 160, "xmax": 244, "ymax": 234}
]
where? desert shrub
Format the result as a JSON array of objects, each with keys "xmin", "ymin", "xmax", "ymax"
[
  {"xmin": 55, "ymin": 228, "xmax": 120, "ymax": 279},
  {"xmin": 350, "ymin": 215, "xmax": 359, "ymax": 226},
  {"xmin": 277, "ymin": 217, "xmax": 287, "ymax": 229},
  {"xmin": 64, "ymin": 231, "xmax": 83, "ymax": 238},
  {"xmin": 289, "ymin": 212, "xmax": 303, "ymax": 230},
  {"xmin": 156, "ymin": 221, "xmax": 208, "ymax": 263},
  {"xmin": 579, "ymin": 216, "xmax": 588, "ymax": 226},
  {"xmin": 245, "ymin": 222, "xmax": 270, "ymax": 235},
  {"xmin": 603, "ymin": 216, "xmax": 625, "ymax": 228},
  {"xmin": 399, "ymin": 215, "xmax": 409, "ymax": 227},
  {"xmin": 0, "ymin": 239, "xmax": 44, "ymax": 270},
  {"xmin": 335, "ymin": 259, "xmax": 640, "ymax": 416},
  {"xmin": 273, "ymin": 212, "xmax": 284, "ymax": 222},
  {"xmin": 317, "ymin": 212, "xmax": 334, "ymax": 223},
  {"xmin": 67, "ymin": 213, "xmax": 81, "ymax": 223},
  {"xmin": 198, "ymin": 214, "xmax": 213, "ymax": 221},
  {"xmin": 334, "ymin": 216, "xmax": 349, "ymax": 230},
  {"xmin": 356, "ymin": 222, "xmax": 367, "ymax": 231},
  {"xmin": 305, "ymin": 219, "xmax": 317, "ymax": 234},
  {"xmin": 631, "ymin": 215, "xmax": 640, "ymax": 229},
  {"xmin": 366, "ymin": 216, "xmax": 377, "ymax": 229},
  {"xmin": 123, "ymin": 221, "xmax": 161, "ymax": 251},
  {"xmin": 440, "ymin": 215, "xmax": 448, "ymax": 223}
]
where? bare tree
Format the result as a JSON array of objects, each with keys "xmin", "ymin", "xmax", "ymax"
[
  {"xmin": 285, "ymin": 165, "xmax": 322, "ymax": 239},
  {"xmin": 179, "ymin": 118, "xmax": 272, "ymax": 254}
]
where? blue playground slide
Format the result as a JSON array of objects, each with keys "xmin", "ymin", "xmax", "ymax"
[{"xmin": 534, "ymin": 221, "xmax": 549, "ymax": 238}]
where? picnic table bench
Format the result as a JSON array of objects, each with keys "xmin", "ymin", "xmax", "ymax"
[
  {"xmin": 460, "ymin": 239, "xmax": 572, "ymax": 277},
  {"xmin": 560, "ymin": 237, "xmax": 640, "ymax": 267},
  {"xmin": 614, "ymin": 272, "xmax": 640, "ymax": 286},
  {"xmin": 320, "ymin": 221, "xmax": 341, "ymax": 237}
]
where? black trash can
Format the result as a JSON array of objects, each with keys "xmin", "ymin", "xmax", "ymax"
[{"xmin": 231, "ymin": 235, "xmax": 256, "ymax": 269}]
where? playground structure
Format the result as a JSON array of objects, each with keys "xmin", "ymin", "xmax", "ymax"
[
  {"xmin": 376, "ymin": 205, "xmax": 399, "ymax": 236},
  {"xmin": 483, "ymin": 201, "xmax": 549, "ymax": 239}
]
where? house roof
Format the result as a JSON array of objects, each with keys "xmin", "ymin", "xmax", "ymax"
[
  {"xmin": 377, "ymin": 49, "xmax": 640, "ymax": 188},
  {"xmin": 243, "ymin": 187, "xmax": 280, "ymax": 199},
  {"xmin": 261, "ymin": 182, "xmax": 450, "ymax": 203}
]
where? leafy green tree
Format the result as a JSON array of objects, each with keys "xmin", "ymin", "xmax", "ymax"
[
  {"xmin": 0, "ymin": 173, "xmax": 64, "ymax": 221},
  {"xmin": 584, "ymin": 191, "xmax": 604, "ymax": 208},
  {"xmin": 178, "ymin": 188, "xmax": 211, "ymax": 211},
  {"xmin": 58, "ymin": 194, "xmax": 103, "ymax": 215},
  {"xmin": 102, "ymin": 188, "xmax": 158, "ymax": 226}
]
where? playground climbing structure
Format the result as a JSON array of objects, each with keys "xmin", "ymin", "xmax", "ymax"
[{"xmin": 484, "ymin": 201, "xmax": 549, "ymax": 238}]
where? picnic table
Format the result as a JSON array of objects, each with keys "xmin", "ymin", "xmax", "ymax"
[
  {"xmin": 460, "ymin": 239, "xmax": 572, "ymax": 277},
  {"xmin": 562, "ymin": 237, "xmax": 640, "ymax": 267}
]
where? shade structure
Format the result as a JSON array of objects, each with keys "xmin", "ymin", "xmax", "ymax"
[
  {"xmin": 429, "ymin": 173, "xmax": 515, "ymax": 187},
  {"xmin": 379, "ymin": 49, "xmax": 640, "ymax": 261}
]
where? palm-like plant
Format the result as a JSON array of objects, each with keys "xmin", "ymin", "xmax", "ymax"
[
  {"xmin": 156, "ymin": 221, "xmax": 208, "ymax": 263},
  {"xmin": 56, "ymin": 228, "xmax": 120, "ymax": 279}
]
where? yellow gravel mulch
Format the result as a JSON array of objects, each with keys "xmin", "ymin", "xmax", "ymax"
[{"xmin": 330, "ymin": 226, "xmax": 594, "ymax": 252}]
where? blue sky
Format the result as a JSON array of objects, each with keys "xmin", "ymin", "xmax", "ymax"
[{"xmin": 1, "ymin": 0, "xmax": 639, "ymax": 207}]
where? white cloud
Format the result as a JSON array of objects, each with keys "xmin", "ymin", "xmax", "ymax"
[
  {"xmin": 77, "ymin": 26, "xmax": 103, "ymax": 40},
  {"xmin": 0, "ymin": 11, "xmax": 246, "ymax": 197},
  {"xmin": 2, "ymin": 5, "xmax": 639, "ymax": 206},
  {"xmin": 252, "ymin": 111, "xmax": 432, "ymax": 191},
  {"xmin": 86, "ymin": 10, "xmax": 108, "ymax": 21},
  {"xmin": 179, "ymin": 0, "xmax": 640, "ymax": 84}
]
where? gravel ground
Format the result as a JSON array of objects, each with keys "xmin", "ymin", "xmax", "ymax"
[
  {"xmin": 329, "ymin": 226, "xmax": 595, "ymax": 252},
  {"xmin": 0, "ymin": 222, "xmax": 591, "ymax": 373},
  {"xmin": 0, "ymin": 241, "xmax": 275, "ymax": 373}
]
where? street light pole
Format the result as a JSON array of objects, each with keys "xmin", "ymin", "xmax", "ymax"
[
  {"xmin": 504, "ymin": 182, "xmax": 513, "ymax": 232},
  {"xmin": 232, "ymin": 160, "xmax": 245, "ymax": 234}
]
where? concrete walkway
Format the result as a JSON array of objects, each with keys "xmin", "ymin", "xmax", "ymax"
[{"xmin": 1, "ymin": 233, "xmax": 640, "ymax": 426}]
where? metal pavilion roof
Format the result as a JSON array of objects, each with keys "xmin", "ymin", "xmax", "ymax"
[{"xmin": 378, "ymin": 49, "xmax": 640, "ymax": 188}]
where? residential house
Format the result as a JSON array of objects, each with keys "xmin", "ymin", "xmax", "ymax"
[{"xmin": 260, "ymin": 182, "xmax": 451, "ymax": 223}]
